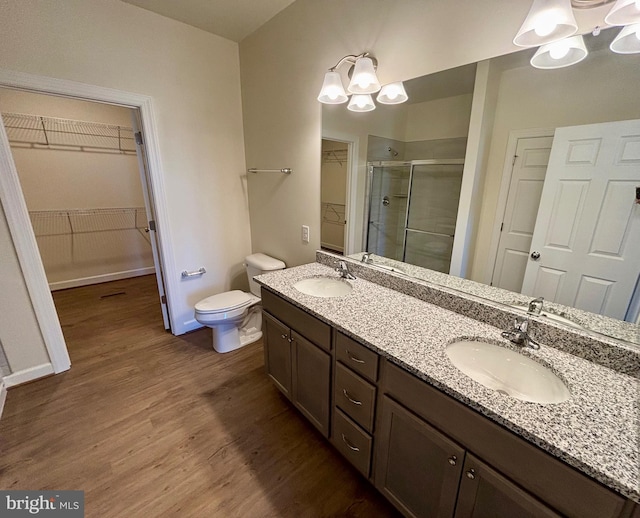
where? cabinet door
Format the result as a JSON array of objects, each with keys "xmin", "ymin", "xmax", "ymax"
[
  {"xmin": 263, "ymin": 312, "xmax": 292, "ymax": 397},
  {"xmin": 375, "ymin": 396, "xmax": 465, "ymax": 518},
  {"xmin": 455, "ymin": 454, "xmax": 561, "ymax": 518},
  {"xmin": 291, "ymin": 331, "xmax": 331, "ymax": 437}
]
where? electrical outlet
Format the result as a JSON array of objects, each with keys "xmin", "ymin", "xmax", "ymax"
[{"xmin": 302, "ymin": 225, "xmax": 310, "ymax": 243}]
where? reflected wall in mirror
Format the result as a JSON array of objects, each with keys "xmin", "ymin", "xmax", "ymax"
[{"xmin": 322, "ymin": 27, "xmax": 640, "ymax": 344}]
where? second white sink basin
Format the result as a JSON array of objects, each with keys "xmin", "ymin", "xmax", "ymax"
[
  {"xmin": 293, "ymin": 276, "xmax": 353, "ymax": 298},
  {"xmin": 445, "ymin": 340, "xmax": 570, "ymax": 404}
]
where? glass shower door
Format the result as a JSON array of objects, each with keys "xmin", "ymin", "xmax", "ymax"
[
  {"xmin": 404, "ymin": 161, "xmax": 464, "ymax": 273},
  {"xmin": 366, "ymin": 162, "xmax": 411, "ymax": 261}
]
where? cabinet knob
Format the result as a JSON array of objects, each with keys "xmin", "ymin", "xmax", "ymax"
[
  {"xmin": 466, "ymin": 469, "xmax": 476, "ymax": 480},
  {"xmin": 281, "ymin": 334, "xmax": 288, "ymax": 340},
  {"xmin": 448, "ymin": 455, "xmax": 457, "ymax": 466}
]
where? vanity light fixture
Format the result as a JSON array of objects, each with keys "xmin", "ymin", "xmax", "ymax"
[
  {"xmin": 517, "ymin": 0, "xmax": 640, "ymax": 68},
  {"xmin": 317, "ymin": 52, "xmax": 408, "ymax": 111},
  {"xmin": 514, "ymin": 0, "xmax": 578, "ymax": 47},
  {"xmin": 604, "ymin": 0, "xmax": 640, "ymax": 25},
  {"xmin": 530, "ymin": 34, "xmax": 589, "ymax": 67},
  {"xmin": 348, "ymin": 94, "xmax": 376, "ymax": 112},
  {"xmin": 609, "ymin": 22, "xmax": 640, "ymax": 52},
  {"xmin": 377, "ymin": 82, "xmax": 409, "ymax": 104}
]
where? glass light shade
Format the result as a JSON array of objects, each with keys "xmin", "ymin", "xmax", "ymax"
[
  {"xmin": 610, "ymin": 23, "xmax": 640, "ymax": 53},
  {"xmin": 317, "ymin": 71, "xmax": 348, "ymax": 104},
  {"xmin": 530, "ymin": 35, "xmax": 588, "ymax": 69},
  {"xmin": 513, "ymin": 0, "xmax": 578, "ymax": 47},
  {"xmin": 377, "ymin": 82, "xmax": 409, "ymax": 104},
  {"xmin": 347, "ymin": 94, "xmax": 376, "ymax": 112},
  {"xmin": 604, "ymin": 0, "xmax": 640, "ymax": 26},
  {"xmin": 347, "ymin": 57, "xmax": 381, "ymax": 94}
]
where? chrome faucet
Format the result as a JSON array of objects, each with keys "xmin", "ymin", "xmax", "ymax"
[
  {"xmin": 528, "ymin": 297, "xmax": 544, "ymax": 315},
  {"xmin": 336, "ymin": 260, "xmax": 356, "ymax": 280},
  {"xmin": 361, "ymin": 252, "xmax": 373, "ymax": 264},
  {"xmin": 501, "ymin": 316, "xmax": 540, "ymax": 350}
]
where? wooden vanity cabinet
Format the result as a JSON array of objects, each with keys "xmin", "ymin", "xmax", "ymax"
[
  {"xmin": 262, "ymin": 289, "xmax": 331, "ymax": 437},
  {"xmin": 377, "ymin": 360, "xmax": 627, "ymax": 518},
  {"xmin": 261, "ymin": 289, "xmax": 633, "ymax": 518}
]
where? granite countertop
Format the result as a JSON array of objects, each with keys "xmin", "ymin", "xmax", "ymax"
[{"xmin": 255, "ymin": 262, "xmax": 640, "ymax": 503}]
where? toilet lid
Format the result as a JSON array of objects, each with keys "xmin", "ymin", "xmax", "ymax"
[{"xmin": 195, "ymin": 290, "xmax": 253, "ymax": 313}]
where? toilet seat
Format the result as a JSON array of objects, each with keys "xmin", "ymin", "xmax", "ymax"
[{"xmin": 194, "ymin": 290, "xmax": 260, "ymax": 322}]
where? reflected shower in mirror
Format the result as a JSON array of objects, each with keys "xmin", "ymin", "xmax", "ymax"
[{"xmin": 321, "ymin": 27, "xmax": 640, "ymax": 344}]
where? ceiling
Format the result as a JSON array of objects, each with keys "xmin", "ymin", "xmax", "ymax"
[{"xmin": 121, "ymin": 0, "xmax": 298, "ymax": 42}]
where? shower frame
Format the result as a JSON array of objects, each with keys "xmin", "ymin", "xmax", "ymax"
[{"xmin": 365, "ymin": 158, "xmax": 465, "ymax": 271}]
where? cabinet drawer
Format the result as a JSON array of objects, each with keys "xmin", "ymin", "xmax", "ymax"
[
  {"xmin": 382, "ymin": 360, "xmax": 626, "ymax": 518},
  {"xmin": 335, "ymin": 363, "xmax": 376, "ymax": 432},
  {"xmin": 262, "ymin": 289, "xmax": 331, "ymax": 351},
  {"xmin": 333, "ymin": 408, "xmax": 372, "ymax": 478},
  {"xmin": 335, "ymin": 332, "xmax": 379, "ymax": 382}
]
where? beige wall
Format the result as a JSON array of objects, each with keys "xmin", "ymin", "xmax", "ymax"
[
  {"xmin": 240, "ymin": 0, "xmax": 556, "ymax": 267},
  {"xmin": 0, "ymin": 0, "xmax": 251, "ymax": 338},
  {"xmin": 470, "ymin": 47, "xmax": 640, "ymax": 283},
  {"xmin": 404, "ymin": 94, "xmax": 473, "ymax": 142},
  {"xmin": 1, "ymin": 89, "xmax": 145, "ymax": 211}
]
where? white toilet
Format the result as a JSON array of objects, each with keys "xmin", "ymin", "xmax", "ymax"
[{"xmin": 194, "ymin": 253, "xmax": 286, "ymax": 353}]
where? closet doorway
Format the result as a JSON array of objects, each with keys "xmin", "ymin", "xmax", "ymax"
[{"xmin": 0, "ymin": 87, "xmax": 170, "ymax": 363}]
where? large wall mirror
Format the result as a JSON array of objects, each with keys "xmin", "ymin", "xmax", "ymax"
[{"xmin": 321, "ymin": 27, "xmax": 640, "ymax": 345}]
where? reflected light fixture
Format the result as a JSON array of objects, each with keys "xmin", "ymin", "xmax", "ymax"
[
  {"xmin": 514, "ymin": 0, "xmax": 578, "ymax": 47},
  {"xmin": 377, "ymin": 82, "xmax": 409, "ymax": 104},
  {"xmin": 530, "ymin": 35, "xmax": 588, "ymax": 67},
  {"xmin": 610, "ymin": 22, "xmax": 640, "ymax": 52},
  {"xmin": 317, "ymin": 52, "xmax": 408, "ymax": 111},
  {"xmin": 604, "ymin": 0, "xmax": 640, "ymax": 25}
]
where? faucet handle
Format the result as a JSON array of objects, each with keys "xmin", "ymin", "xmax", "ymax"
[{"xmin": 514, "ymin": 316, "xmax": 529, "ymax": 332}]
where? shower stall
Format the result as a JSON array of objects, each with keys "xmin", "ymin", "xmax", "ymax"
[{"xmin": 365, "ymin": 159, "xmax": 465, "ymax": 273}]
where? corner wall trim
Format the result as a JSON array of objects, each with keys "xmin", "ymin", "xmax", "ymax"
[
  {"xmin": 3, "ymin": 363, "xmax": 55, "ymax": 388},
  {"xmin": 0, "ymin": 379, "xmax": 7, "ymax": 420}
]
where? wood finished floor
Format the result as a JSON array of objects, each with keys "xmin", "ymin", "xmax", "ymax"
[{"xmin": 0, "ymin": 275, "xmax": 399, "ymax": 517}]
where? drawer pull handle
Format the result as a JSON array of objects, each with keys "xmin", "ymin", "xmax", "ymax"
[
  {"xmin": 342, "ymin": 389, "xmax": 363, "ymax": 406},
  {"xmin": 346, "ymin": 349, "xmax": 365, "ymax": 364},
  {"xmin": 341, "ymin": 433, "xmax": 360, "ymax": 452},
  {"xmin": 466, "ymin": 469, "xmax": 476, "ymax": 480},
  {"xmin": 448, "ymin": 455, "xmax": 457, "ymax": 466}
]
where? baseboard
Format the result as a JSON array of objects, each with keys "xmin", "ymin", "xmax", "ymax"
[
  {"xmin": 0, "ymin": 379, "xmax": 7, "ymax": 420},
  {"xmin": 321, "ymin": 241, "xmax": 344, "ymax": 253},
  {"xmin": 3, "ymin": 363, "xmax": 55, "ymax": 388},
  {"xmin": 49, "ymin": 267, "xmax": 156, "ymax": 291}
]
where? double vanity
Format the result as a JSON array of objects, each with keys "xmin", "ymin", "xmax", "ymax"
[{"xmin": 255, "ymin": 251, "xmax": 639, "ymax": 518}]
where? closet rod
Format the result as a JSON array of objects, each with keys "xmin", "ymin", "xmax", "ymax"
[{"xmin": 248, "ymin": 168, "xmax": 292, "ymax": 174}]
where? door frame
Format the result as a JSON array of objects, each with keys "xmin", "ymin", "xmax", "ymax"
[
  {"xmin": 0, "ymin": 68, "xmax": 177, "ymax": 375},
  {"xmin": 484, "ymin": 128, "xmax": 554, "ymax": 286},
  {"xmin": 320, "ymin": 130, "xmax": 360, "ymax": 255}
]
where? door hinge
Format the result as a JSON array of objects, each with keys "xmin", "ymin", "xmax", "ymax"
[
  {"xmin": 135, "ymin": 131, "xmax": 143, "ymax": 145},
  {"xmin": 148, "ymin": 220, "xmax": 156, "ymax": 231},
  {"xmin": 512, "ymin": 154, "xmax": 518, "ymax": 166},
  {"xmin": 161, "ymin": 295, "xmax": 167, "ymax": 304},
  {"xmin": 500, "ymin": 222, "xmax": 504, "ymax": 232}
]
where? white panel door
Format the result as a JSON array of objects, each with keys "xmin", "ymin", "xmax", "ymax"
[
  {"xmin": 522, "ymin": 119, "xmax": 640, "ymax": 320},
  {"xmin": 492, "ymin": 136, "xmax": 553, "ymax": 292}
]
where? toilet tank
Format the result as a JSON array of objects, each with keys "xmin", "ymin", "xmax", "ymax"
[{"xmin": 245, "ymin": 253, "xmax": 286, "ymax": 297}]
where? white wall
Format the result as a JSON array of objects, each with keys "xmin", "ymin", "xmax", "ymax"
[
  {"xmin": 470, "ymin": 47, "xmax": 640, "ymax": 283},
  {"xmin": 0, "ymin": 0, "xmax": 251, "ymax": 341},
  {"xmin": 0, "ymin": 199, "xmax": 50, "ymax": 374}
]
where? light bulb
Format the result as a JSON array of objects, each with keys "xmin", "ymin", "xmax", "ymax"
[
  {"xmin": 549, "ymin": 40, "xmax": 571, "ymax": 59},
  {"xmin": 534, "ymin": 14, "xmax": 557, "ymax": 37},
  {"xmin": 356, "ymin": 96, "xmax": 368, "ymax": 108}
]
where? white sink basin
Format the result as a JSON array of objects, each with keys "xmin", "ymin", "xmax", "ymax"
[
  {"xmin": 509, "ymin": 304, "xmax": 582, "ymax": 329},
  {"xmin": 293, "ymin": 276, "xmax": 353, "ymax": 298},
  {"xmin": 445, "ymin": 340, "xmax": 570, "ymax": 404}
]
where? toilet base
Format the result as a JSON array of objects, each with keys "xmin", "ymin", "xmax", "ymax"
[{"xmin": 210, "ymin": 305, "xmax": 262, "ymax": 353}]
